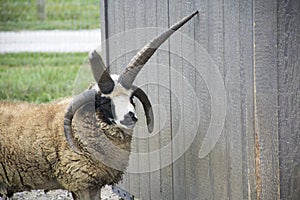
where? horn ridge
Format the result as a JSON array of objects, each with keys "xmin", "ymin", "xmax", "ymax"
[
  {"xmin": 119, "ymin": 11, "xmax": 198, "ymax": 89},
  {"xmin": 64, "ymin": 89, "xmax": 97, "ymax": 153}
]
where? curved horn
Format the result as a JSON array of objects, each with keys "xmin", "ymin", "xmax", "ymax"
[
  {"xmin": 64, "ymin": 89, "xmax": 97, "ymax": 153},
  {"xmin": 118, "ymin": 11, "xmax": 198, "ymax": 89},
  {"xmin": 89, "ymin": 50, "xmax": 115, "ymax": 94},
  {"xmin": 132, "ymin": 86, "xmax": 154, "ymax": 133}
]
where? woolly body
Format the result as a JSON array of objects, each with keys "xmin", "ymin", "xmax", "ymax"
[{"xmin": 0, "ymin": 99, "xmax": 132, "ymax": 199}]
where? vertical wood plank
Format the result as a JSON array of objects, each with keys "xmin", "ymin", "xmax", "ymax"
[
  {"xmin": 239, "ymin": 0, "xmax": 257, "ymax": 199},
  {"xmin": 136, "ymin": 1, "xmax": 156, "ymax": 199},
  {"xmin": 277, "ymin": 0, "xmax": 300, "ymax": 199},
  {"xmin": 193, "ymin": 1, "xmax": 213, "ymax": 199},
  {"xmin": 100, "ymin": 0, "xmax": 114, "ymax": 68},
  {"xmin": 180, "ymin": 1, "xmax": 201, "ymax": 199},
  {"xmin": 107, "ymin": 0, "xmax": 116, "ymax": 70},
  {"xmin": 223, "ymin": 0, "xmax": 244, "ymax": 199},
  {"xmin": 131, "ymin": 1, "xmax": 148, "ymax": 198},
  {"xmin": 156, "ymin": 1, "xmax": 173, "ymax": 199},
  {"xmin": 145, "ymin": 0, "xmax": 160, "ymax": 199},
  {"xmin": 133, "ymin": 8, "xmax": 146, "ymax": 200},
  {"xmin": 99, "ymin": 0, "xmax": 106, "ymax": 54},
  {"xmin": 253, "ymin": 0, "xmax": 280, "ymax": 199},
  {"xmin": 206, "ymin": 0, "xmax": 228, "ymax": 199},
  {"xmin": 111, "ymin": 1, "xmax": 125, "ymax": 74},
  {"xmin": 169, "ymin": 0, "xmax": 185, "ymax": 199},
  {"xmin": 141, "ymin": 1, "xmax": 155, "ymax": 199}
]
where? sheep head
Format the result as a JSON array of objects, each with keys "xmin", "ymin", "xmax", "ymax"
[{"xmin": 64, "ymin": 11, "xmax": 198, "ymax": 153}]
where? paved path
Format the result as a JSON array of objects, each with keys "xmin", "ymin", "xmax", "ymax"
[{"xmin": 0, "ymin": 29, "xmax": 101, "ymax": 53}]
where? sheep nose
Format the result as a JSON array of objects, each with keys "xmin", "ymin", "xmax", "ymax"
[{"xmin": 125, "ymin": 111, "xmax": 138, "ymax": 122}]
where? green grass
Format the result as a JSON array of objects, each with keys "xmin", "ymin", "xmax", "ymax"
[
  {"xmin": 0, "ymin": 1, "xmax": 99, "ymax": 102},
  {"xmin": 0, "ymin": 0, "xmax": 100, "ymax": 31},
  {"xmin": 0, "ymin": 53, "xmax": 91, "ymax": 103}
]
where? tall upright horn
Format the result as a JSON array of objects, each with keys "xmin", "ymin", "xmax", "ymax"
[
  {"xmin": 89, "ymin": 50, "xmax": 115, "ymax": 94},
  {"xmin": 89, "ymin": 50, "xmax": 106, "ymax": 83},
  {"xmin": 118, "ymin": 11, "xmax": 198, "ymax": 89}
]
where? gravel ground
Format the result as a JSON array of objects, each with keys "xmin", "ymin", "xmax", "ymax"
[{"xmin": 6, "ymin": 186, "xmax": 120, "ymax": 200}]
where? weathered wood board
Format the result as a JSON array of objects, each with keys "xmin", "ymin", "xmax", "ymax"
[{"xmin": 100, "ymin": 0, "xmax": 300, "ymax": 199}]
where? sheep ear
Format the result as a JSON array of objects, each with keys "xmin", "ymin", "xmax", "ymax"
[
  {"xmin": 64, "ymin": 89, "xmax": 96, "ymax": 153},
  {"xmin": 132, "ymin": 86, "xmax": 154, "ymax": 133}
]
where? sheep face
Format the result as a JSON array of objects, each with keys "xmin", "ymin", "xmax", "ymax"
[{"xmin": 94, "ymin": 74, "xmax": 138, "ymax": 130}]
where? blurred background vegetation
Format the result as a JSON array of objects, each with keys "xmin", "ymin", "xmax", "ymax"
[
  {"xmin": 0, "ymin": 0, "xmax": 100, "ymax": 30},
  {"xmin": 0, "ymin": 53, "xmax": 86, "ymax": 102},
  {"xmin": 0, "ymin": 0, "xmax": 100, "ymax": 103}
]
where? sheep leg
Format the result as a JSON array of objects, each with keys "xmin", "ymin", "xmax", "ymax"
[{"xmin": 72, "ymin": 188, "xmax": 101, "ymax": 200}]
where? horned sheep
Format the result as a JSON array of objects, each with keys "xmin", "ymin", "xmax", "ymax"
[{"xmin": 0, "ymin": 11, "xmax": 198, "ymax": 200}]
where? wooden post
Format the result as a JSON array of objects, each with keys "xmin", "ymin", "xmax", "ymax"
[{"xmin": 37, "ymin": 0, "xmax": 46, "ymax": 21}]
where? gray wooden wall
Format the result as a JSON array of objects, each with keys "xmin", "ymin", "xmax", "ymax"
[{"xmin": 99, "ymin": 0, "xmax": 299, "ymax": 199}]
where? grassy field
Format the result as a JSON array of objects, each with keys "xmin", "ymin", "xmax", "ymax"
[
  {"xmin": 0, "ymin": 1, "xmax": 99, "ymax": 102},
  {"xmin": 0, "ymin": 0, "xmax": 100, "ymax": 31},
  {"xmin": 0, "ymin": 53, "xmax": 91, "ymax": 103}
]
